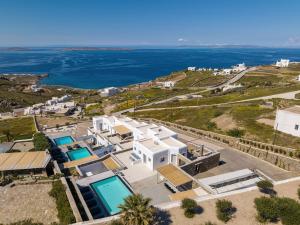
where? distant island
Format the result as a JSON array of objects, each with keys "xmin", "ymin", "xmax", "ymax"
[{"xmin": 62, "ymin": 47, "xmax": 133, "ymax": 51}]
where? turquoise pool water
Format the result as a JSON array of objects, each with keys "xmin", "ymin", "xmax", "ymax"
[
  {"xmin": 54, "ymin": 136, "xmax": 74, "ymax": 146},
  {"xmin": 67, "ymin": 147, "xmax": 92, "ymax": 161},
  {"xmin": 91, "ymin": 176, "xmax": 132, "ymax": 215}
]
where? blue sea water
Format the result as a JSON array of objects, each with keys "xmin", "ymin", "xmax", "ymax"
[{"xmin": 1, "ymin": 48, "xmax": 300, "ymax": 89}]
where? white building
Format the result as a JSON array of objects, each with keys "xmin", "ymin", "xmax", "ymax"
[
  {"xmin": 187, "ymin": 67, "xmax": 196, "ymax": 71},
  {"xmin": 222, "ymin": 84, "xmax": 243, "ymax": 92},
  {"xmin": 88, "ymin": 116, "xmax": 188, "ymax": 171},
  {"xmin": 163, "ymin": 81, "xmax": 175, "ymax": 88},
  {"xmin": 31, "ymin": 84, "xmax": 42, "ymax": 92},
  {"xmin": 222, "ymin": 69, "xmax": 232, "ymax": 75},
  {"xmin": 99, "ymin": 87, "xmax": 120, "ymax": 97},
  {"xmin": 46, "ymin": 95, "xmax": 71, "ymax": 105},
  {"xmin": 274, "ymin": 106, "xmax": 300, "ymax": 137},
  {"xmin": 232, "ymin": 63, "xmax": 247, "ymax": 72},
  {"xmin": 276, "ymin": 59, "xmax": 290, "ymax": 68}
]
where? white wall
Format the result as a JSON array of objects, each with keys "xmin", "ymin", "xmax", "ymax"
[{"xmin": 275, "ymin": 110, "xmax": 300, "ymax": 137}]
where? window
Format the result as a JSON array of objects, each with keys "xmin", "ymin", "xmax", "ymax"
[
  {"xmin": 295, "ymin": 124, "xmax": 299, "ymax": 130},
  {"xmin": 148, "ymin": 157, "xmax": 151, "ymax": 162},
  {"xmin": 139, "ymin": 151, "xmax": 141, "ymax": 154},
  {"xmin": 160, "ymin": 157, "xmax": 165, "ymax": 162}
]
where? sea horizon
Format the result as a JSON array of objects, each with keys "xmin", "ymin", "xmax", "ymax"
[{"xmin": 1, "ymin": 47, "xmax": 300, "ymax": 89}]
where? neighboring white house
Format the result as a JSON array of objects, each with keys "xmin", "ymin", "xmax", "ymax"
[
  {"xmin": 31, "ymin": 84, "xmax": 42, "ymax": 92},
  {"xmin": 46, "ymin": 95, "xmax": 71, "ymax": 105},
  {"xmin": 163, "ymin": 81, "xmax": 176, "ymax": 88},
  {"xmin": 222, "ymin": 84, "xmax": 243, "ymax": 92},
  {"xmin": 274, "ymin": 106, "xmax": 300, "ymax": 137},
  {"xmin": 276, "ymin": 59, "xmax": 290, "ymax": 68},
  {"xmin": 232, "ymin": 63, "xmax": 247, "ymax": 72},
  {"xmin": 187, "ymin": 67, "xmax": 196, "ymax": 71},
  {"xmin": 99, "ymin": 87, "xmax": 120, "ymax": 97},
  {"xmin": 88, "ymin": 116, "xmax": 188, "ymax": 171},
  {"xmin": 222, "ymin": 69, "xmax": 232, "ymax": 75}
]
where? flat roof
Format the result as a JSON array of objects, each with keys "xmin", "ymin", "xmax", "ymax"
[
  {"xmin": 113, "ymin": 125, "xmax": 132, "ymax": 136},
  {"xmin": 0, "ymin": 151, "xmax": 51, "ymax": 171},
  {"xmin": 157, "ymin": 164, "xmax": 192, "ymax": 187},
  {"xmin": 283, "ymin": 106, "xmax": 300, "ymax": 114},
  {"xmin": 139, "ymin": 139, "xmax": 168, "ymax": 152},
  {"xmin": 161, "ymin": 137, "xmax": 186, "ymax": 148}
]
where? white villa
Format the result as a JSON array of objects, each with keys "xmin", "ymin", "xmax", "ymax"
[
  {"xmin": 276, "ymin": 59, "xmax": 290, "ymax": 68},
  {"xmin": 163, "ymin": 81, "xmax": 176, "ymax": 88},
  {"xmin": 187, "ymin": 67, "xmax": 196, "ymax": 71},
  {"xmin": 99, "ymin": 87, "xmax": 120, "ymax": 97},
  {"xmin": 274, "ymin": 106, "xmax": 300, "ymax": 137},
  {"xmin": 88, "ymin": 116, "xmax": 188, "ymax": 171},
  {"xmin": 232, "ymin": 63, "xmax": 247, "ymax": 72},
  {"xmin": 46, "ymin": 95, "xmax": 72, "ymax": 105}
]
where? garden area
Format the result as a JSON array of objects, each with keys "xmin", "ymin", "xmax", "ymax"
[{"xmin": 0, "ymin": 117, "xmax": 36, "ymax": 142}]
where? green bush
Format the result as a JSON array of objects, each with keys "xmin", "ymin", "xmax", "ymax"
[
  {"xmin": 181, "ymin": 198, "xmax": 198, "ymax": 218},
  {"xmin": 257, "ymin": 180, "xmax": 274, "ymax": 191},
  {"xmin": 49, "ymin": 180, "xmax": 75, "ymax": 225},
  {"xmin": 254, "ymin": 197, "xmax": 279, "ymax": 223},
  {"xmin": 277, "ymin": 197, "xmax": 300, "ymax": 225},
  {"xmin": 33, "ymin": 132, "xmax": 50, "ymax": 151},
  {"xmin": 181, "ymin": 198, "xmax": 197, "ymax": 209},
  {"xmin": 255, "ymin": 196, "xmax": 300, "ymax": 225},
  {"xmin": 202, "ymin": 222, "xmax": 217, "ymax": 225},
  {"xmin": 216, "ymin": 199, "xmax": 235, "ymax": 223},
  {"xmin": 226, "ymin": 128, "xmax": 245, "ymax": 138}
]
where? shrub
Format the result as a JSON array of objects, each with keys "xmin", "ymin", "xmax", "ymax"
[
  {"xmin": 181, "ymin": 198, "xmax": 197, "ymax": 210},
  {"xmin": 216, "ymin": 199, "xmax": 235, "ymax": 223},
  {"xmin": 256, "ymin": 180, "xmax": 274, "ymax": 195},
  {"xmin": 33, "ymin": 132, "xmax": 50, "ymax": 151},
  {"xmin": 254, "ymin": 197, "xmax": 279, "ymax": 223},
  {"xmin": 181, "ymin": 198, "xmax": 198, "ymax": 218},
  {"xmin": 277, "ymin": 197, "xmax": 300, "ymax": 225},
  {"xmin": 49, "ymin": 180, "xmax": 75, "ymax": 225},
  {"xmin": 226, "ymin": 128, "xmax": 245, "ymax": 138},
  {"xmin": 202, "ymin": 222, "xmax": 217, "ymax": 225}
]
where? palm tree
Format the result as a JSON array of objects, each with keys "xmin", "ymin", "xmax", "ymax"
[{"xmin": 119, "ymin": 194, "xmax": 154, "ymax": 225}]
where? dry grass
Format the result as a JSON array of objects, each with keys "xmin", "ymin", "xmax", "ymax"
[{"xmin": 0, "ymin": 183, "xmax": 59, "ymax": 225}]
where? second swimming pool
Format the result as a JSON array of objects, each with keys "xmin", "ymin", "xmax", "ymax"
[{"xmin": 66, "ymin": 147, "xmax": 92, "ymax": 161}]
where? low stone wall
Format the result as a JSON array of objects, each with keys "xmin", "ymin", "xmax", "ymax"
[{"xmin": 236, "ymin": 143, "xmax": 300, "ymax": 172}]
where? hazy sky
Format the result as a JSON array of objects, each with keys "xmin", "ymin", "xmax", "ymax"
[{"xmin": 0, "ymin": 0, "xmax": 300, "ymax": 47}]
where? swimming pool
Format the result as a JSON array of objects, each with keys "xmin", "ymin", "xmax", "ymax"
[
  {"xmin": 91, "ymin": 176, "xmax": 132, "ymax": 215},
  {"xmin": 54, "ymin": 136, "xmax": 74, "ymax": 146},
  {"xmin": 67, "ymin": 147, "xmax": 92, "ymax": 161}
]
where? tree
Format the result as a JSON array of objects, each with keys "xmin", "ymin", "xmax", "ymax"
[
  {"xmin": 216, "ymin": 199, "xmax": 235, "ymax": 223},
  {"xmin": 119, "ymin": 194, "xmax": 153, "ymax": 225},
  {"xmin": 33, "ymin": 132, "xmax": 50, "ymax": 151}
]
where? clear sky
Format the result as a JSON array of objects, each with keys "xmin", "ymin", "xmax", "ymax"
[{"xmin": 0, "ymin": 0, "xmax": 300, "ymax": 47}]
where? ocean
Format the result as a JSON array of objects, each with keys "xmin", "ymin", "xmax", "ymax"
[{"xmin": 0, "ymin": 47, "xmax": 300, "ymax": 89}]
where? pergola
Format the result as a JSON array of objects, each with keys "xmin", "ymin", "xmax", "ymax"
[
  {"xmin": 157, "ymin": 164, "xmax": 193, "ymax": 191},
  {"xmin": 113, "ymin": 125, "xmax": 132, "ymax": 139}
]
